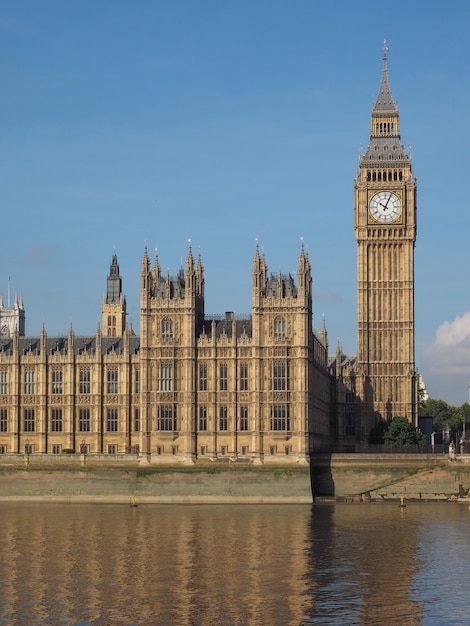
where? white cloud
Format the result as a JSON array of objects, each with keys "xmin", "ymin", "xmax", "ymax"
[{"xmin": 425, "ymin": 312, "xmax": 470, "ymax": 375}]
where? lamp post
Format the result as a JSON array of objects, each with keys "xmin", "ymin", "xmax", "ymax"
[
  {"xmin": 25, "ymin": 439, "xmax": 30, "ymax": 465},
  {"xmin": 81, "ymin": 439, "xmax": 87, "ymax": 465}
]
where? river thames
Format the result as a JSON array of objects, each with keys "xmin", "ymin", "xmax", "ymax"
[{"xmin": 0, "ymin": 501, "xmax": 469, "ymax": 625}]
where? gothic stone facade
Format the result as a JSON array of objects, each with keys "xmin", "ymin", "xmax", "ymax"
[{"xmin": 0, "ymin": 245, "xmax": 331, "ymax": 463}]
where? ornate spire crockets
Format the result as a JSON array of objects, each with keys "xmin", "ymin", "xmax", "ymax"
[{"xmin": 297, "ymin": 238, "xmax": 312, "ymax": 297}]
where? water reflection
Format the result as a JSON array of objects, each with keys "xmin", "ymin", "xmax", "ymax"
[
  {"xmin": 0, "ymin": 502, "xmax": 468, "ymax": 625},
  {"xmin": 304, "ymin": 504, "xmax": 423, "ymax": 625}
]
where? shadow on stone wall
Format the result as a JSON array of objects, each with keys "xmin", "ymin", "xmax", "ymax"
[{"xmin": 310, "ymin": 453, "xmax": 334, "ymax": 499}]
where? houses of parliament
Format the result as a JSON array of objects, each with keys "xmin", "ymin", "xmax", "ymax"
[{"xmin": 0, "ymin": 45, "xmax": 417, "ymax": 462}]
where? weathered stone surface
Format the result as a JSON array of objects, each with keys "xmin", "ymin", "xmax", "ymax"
[{"xmin": 311, "ymin": 454, "xmax": 470, "ymax": 500}]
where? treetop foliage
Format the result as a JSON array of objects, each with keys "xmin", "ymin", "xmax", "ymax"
[
  {"xmin": 420, "ymin": 398, "xmax": 470, "ymax": 430},
  {"xmin": 368, "ymin": 415, "xmax": 427, "ymax": 447}
]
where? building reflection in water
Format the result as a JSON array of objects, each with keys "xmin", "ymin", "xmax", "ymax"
[
  {"xmin": 0, "ymin": 504, "xmax": 311, "ymax": 625},
  {"xmin": 304, "ymin": 503, "xmax": 423, "ymax": 625},
  {"xmin": 2, "ymin": 502, "xmax": 465, "ymax": 625}
]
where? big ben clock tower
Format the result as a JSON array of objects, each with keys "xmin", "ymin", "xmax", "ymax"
[{"xmin": 355, "ymin": 41, "xmax": 417, "ymax": 434}]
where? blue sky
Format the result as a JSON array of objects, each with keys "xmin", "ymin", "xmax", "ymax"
[{"xmin": 1, "ymin": 1, "xmax": 470, "ymax": 405}]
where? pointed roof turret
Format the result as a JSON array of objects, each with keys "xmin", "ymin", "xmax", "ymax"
[
  {"xmin": 152, "ymin": 248, "xmax": 161, "ymax": 279},
  {"xmin": 361, "ymin": 41, "xmax": 410, "ymax": 166},
  {"xmin": 106, "ymin": 250, "xmax": 122, "ymax": 304},
  {"xmin": 141, "ymin": 244, "xmax": 150, "ymax": 273},
  {"xmin": 186, "ymin": 239, "xmax": 194, "ymax": 271},
  {"xmin": 373, "ymin": 40, "xmax": 398, "ymax": 113}
]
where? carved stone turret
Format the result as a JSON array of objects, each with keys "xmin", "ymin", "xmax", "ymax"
[{"xmin": 102, "ymin": 252, "xmax": 126, "ymax": 336}]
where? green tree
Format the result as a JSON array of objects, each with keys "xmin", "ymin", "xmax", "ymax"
[
  {"xmin": 457, "ymin": 403, "xmax": 470, "ymax": 428},
  {"xmin": 420, "ymin": 399, "xmax": 455, "ymax": 427},
  {"xmin": 383, "ymin": 416, "xmax": 427, "ymax": 447}
]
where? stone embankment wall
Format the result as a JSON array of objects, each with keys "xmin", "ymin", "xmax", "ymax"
[
  {"xmin": 311, "ymin": 454, "xmax": 470, "ymax": 501},
  {"xmin": 0, "ymin": 456, "xmax": 312, "ymax": 503},
  {"xmin": 1, "ymin": 454, "xmax": 470, "ymax": 503}
]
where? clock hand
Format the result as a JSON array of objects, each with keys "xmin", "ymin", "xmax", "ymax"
[{"xmin": 379, "ymin": 193, "xmax": 392, "ymax": 212}]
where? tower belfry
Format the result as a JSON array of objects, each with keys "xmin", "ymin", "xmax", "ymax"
[{"xmin": 354, "ymin": 41, "xmax": 417, "ymax": 433}]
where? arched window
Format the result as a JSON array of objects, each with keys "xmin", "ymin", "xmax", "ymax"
[
  {"xmin": 162, "ymin": 318, "xmax": 173, "ymax": 340},
  {"xmin": 274, "ymin": 317, "xmax": 286, "ymax": 339}
]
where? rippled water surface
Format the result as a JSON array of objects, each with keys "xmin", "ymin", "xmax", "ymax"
[{"xmin": 0, "ymin": 502, "xmax": 469, "ymax": 625}]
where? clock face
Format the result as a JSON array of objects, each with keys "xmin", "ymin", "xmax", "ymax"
[{"xmin": 369, "ymin": 191, "xmax": 401, "ymax": 223}]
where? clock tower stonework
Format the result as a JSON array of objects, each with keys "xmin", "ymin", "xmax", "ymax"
[{"xmin": 354, "ymin": 43, "xmax": 417, "ymax": 434}]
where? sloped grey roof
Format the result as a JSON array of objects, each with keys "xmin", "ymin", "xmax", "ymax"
[
  {"xmin": 373, "ymin": 52, "xmax": 398, "ymax": 114},
  {"xmin": 199, "ymin": 316, "xmax": 252, "ymax": 340},
  {"xmin": 0, "ymin": 336, "xmax": 140, "ymax": 357},
  {"xmin": 265, "ymin": 273, "xmax": 297, "ymax": 298},
  {"xmin": 362, "ymin": 137, "xmax": 408, "ymax": 165}
]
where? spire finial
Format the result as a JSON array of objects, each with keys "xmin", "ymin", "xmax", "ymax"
[{"xmin": 383, "ymin": 39, "xmax": 388, "ymax": 61}]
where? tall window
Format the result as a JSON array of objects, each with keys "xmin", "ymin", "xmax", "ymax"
[
  {"xmin": 219, "ymin": 364, "xmax": 228, "ymax": 391},
  {"xmin": 158, "ymin": 364, "xmax": 176, "ymax": 391},
  {"xmin": 134, "ymin": 408, "xmax": 140, "ymax": 432},
  {"xmin": 134, "ymin": 369, "xmax": 140, "ymax": 394},
  {"xmin": 274, "ymin": 317, "xmax": 286, "ymax": 339},
  {"xmin": 219, "ymin": 406, "xmax": 228, "ymax": 431},
  {"xmin": 240, "ymin": 364, "xmax": 248, "ymax": 391},
  {"xmin": 271, "ymin": 362, "xmax": 288, "ymax": 391},
  {"xmin": 79, "ymin": 368, "xmax": 90, "ymax": 394},
  {"xmin": 107, "ymin": 408, "xmax": 119, "ymax": 432},
  {"xmin": 199, "ymin": 364, "xmax": 207, "ymax": 391},
  {"xmin": 51, "ymin": 409, "xmax": 63, "ymax": 432},
  {"xmin": 0, "ymin": 371, "xmax": 8, "ymax": 395},
  {"xmin": 270, "ymin": 405, "xmax": 290, "ymax": 431},
  {"xmin": 158, "ymin": 405, "xmax": 176, "ymax": 431},
  {"xmin": 79, "ymin": 408, "xmax": 90, "ymax": 432},
  {"xmin": 199, "ymin": 406, "xmax": 207, "ymax": 431},
  {"xmin": 24, "ymin": 370, "xmax": 35, "ymax": 394},
  {"xmin": 108, "ymin": 315, "xmax": 116, "ymax": 336},
  {"xmin": 0, "ymin": 409, "xmax": 7, "ymax": 432},
  {"xmin": 240, "ymin": 406, "xmax": 248, "ymax": 431},
  {"xmin": 24, "ymin": 409, "xmax": 35, "ymax": 432},
  {"xmin": 162, "ymin": 318, "xmax": 173, "ymax": 340},
  {"xmin": 107, "ymin": 369, "xmax": 118, "ymax": 394},
  {"xmin": 52, "ymin": 369, "xmax": 63, "ymax": 394}
]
